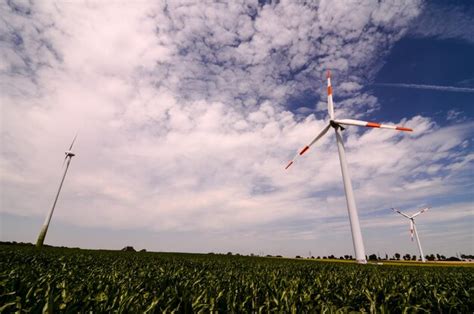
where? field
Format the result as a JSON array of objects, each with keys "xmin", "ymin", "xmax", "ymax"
[{"xmin": 1, "ymin": 245, "xmax": 473, "ymax": 312}]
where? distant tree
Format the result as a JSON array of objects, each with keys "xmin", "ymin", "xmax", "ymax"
[
  {"xmin": 295, "ymin": 255, "xmax": 301, "ymax": 259},
  {"xmin": 412, "ymin": 255, "xmax": 417, "ymax": 261},
  {"xmin": 329, "ymin": 255, "xmax": 335, "ymax": 259},
  {"xmin": 121, "ymin": 246, "xmax": 135, "ymax": 252},
  {"xmin": 317, "ymin": 256, "xmax": 321, "ymax": 259},
  {"xmin": 226, "ymin": 252, "xmax": 232, "ymax": 256},
  {"xmin": 276, "ymin": 255, "xmax": 282, "ymax": 258},
  {"xmin": 368, "ymin": 254, "xmax": 377, "ymax": 261},
  {"xmin": 344, "ymin": 255, "xmax": 350, "ymax": 260},
  {"xmin": 425, "ymin": 254, "xmax": 436, "ymax": 261},
  {"xmin": 266, "ymin": 254, "xmax": 272, "ymax": 257},
  {"xmin": 436, "ymin": 253, "xmax": 441, "ymax": 260},
  {"xmin": 426, "ymin": 254, "xmax": 435, "ymax": 261},
  {"xmin": 339, "ymin": 256, "xmax": 344, "ymax": 260},
  {"xmin": 403, "ymin": 254, "xmax": 411, "ymax": 261},
  {"xmin": 1, "ymin": 241, "xmax": 33, "ymax": 246},
  {"xmin": 139, "ymin": 249, "xmax": 146, "ymax": 252},
  {"xmin": 446, "ymin": 256, "xmax": 461, "ymax": 261},
  {"xmin": 394, "ymin": 253, "xmax": 401, "ymax": 260},
  {"xmin": 440, "ymin": 255, "xmax": 446, "ymax": 260},
  {"xmin": 323, "ymin": 256, "xmax": 327, "ymax": 259},
  {"xmin": 385, "ymin": 253, "xmax": 388, "ymax": 260}
]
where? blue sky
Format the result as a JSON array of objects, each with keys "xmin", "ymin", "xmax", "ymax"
[
  {"xmin": 374, "ymin": 37, "xmax": 474, "ymax": 122},
  {"xmin": 1, "ymin": 0, "xmax": 473, "ymax": 258}
]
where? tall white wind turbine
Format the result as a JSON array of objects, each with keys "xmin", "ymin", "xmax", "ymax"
[
  {"xmin": 36, "ymin": 135, "xmax": 77, "ymax": 248},
  {"xmin": 285, "ymin": 70, "xmax": 413, "ymax": 264},
  {"xmin": 392, "ymin": 207, "xmax": 430, "ymax": 263}
]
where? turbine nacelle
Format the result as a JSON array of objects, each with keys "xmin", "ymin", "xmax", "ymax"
[
  {"xmin": 329, "ymin": 120, "xmax": 344, "ymax": 130},
  {"xmin": 63, "ymin": 134, "xmax": 78, "ymax": 160}
]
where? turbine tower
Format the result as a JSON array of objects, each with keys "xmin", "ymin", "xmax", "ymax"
[
  {"xmin": 285, "ymin": 70, "xmax": 413, "ymax": 264},
  {"xmin": 392, "ymin": 207, "xmax": 430, "ymax": 263},
  {"xmin": 36, "ymin": 135, "xmax": 77, "ymax": 248}
]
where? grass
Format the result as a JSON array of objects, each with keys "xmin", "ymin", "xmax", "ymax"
[{"xmin": 1, "ymin": 244, "xmax": 473, "ymax": 312}]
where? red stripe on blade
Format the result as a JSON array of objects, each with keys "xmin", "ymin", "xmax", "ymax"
[
  {"xmin": 285, "ymin": 161, "xmax": 294, "ymax": 169},
  {"xmin": 299, "ymin": 146, "xmax": 310, "ymax": 155},
  {"xmin": 396, "ymin": 126, "xmax": 413, "ymax": 132},
  {"xmin": 327, "ymin": 86, "xmax": 332, "ymax": 95},
  {"xmin": 326, "ymin": 70, "xmax": 331, "ymax": 79},
  {"xmin": 366, "ymin": 122, "xmax": 381, "ymax": 128}
]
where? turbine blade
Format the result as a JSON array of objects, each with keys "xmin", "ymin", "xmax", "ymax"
[
  {"xmin": 411, "ymin": 207, "xmax": 430, "ymax": 218},
  {"xmin": 410, "ymin": 220, "xmax": 414, "ymax": 241},
  {"xmin": 333, "ymin": 119, "xmax": 413, "ymax": 132},
  {"xmin": 68, "ymin": 133, "xmax": 78, "ymax": 151},
  {"xmin": 327, "ymin": 70, "xmax": 335, "ymax": 120},
  {"xmin": 62, "ymin": 155, "xmax": 68, "ymax": 167},
  {"xmin": 391, "ymin": 208, "xmax": 411, "ymax": 219},
  {"xmin": 285, "ymin": 124, "xmax": 331, "ymax": 169}
]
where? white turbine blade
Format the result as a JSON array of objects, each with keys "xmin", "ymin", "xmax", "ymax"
[
  {"xmin": 411, "ymin": 207, "xmax": 430, "ymax": 218},
  {"xmin": 391, "ymin": 208, "xmax": 411, "ymax": 219},
  {"xmin": 62, "ymin": 156, "xmax": 68, "ymax": 167},
  {"xmin": 410, "ymin": 220, "xmax": 414, "ymax": 241},
  {"xmin": 333, "ymin": 119, "xmax": 413, "ymax": 132},
  {"xmin": 68, "ymin": 133, "xmax": 78, "ymax": 151},
  {"xmin": 285, "ymin": 124, "xmax": 331, "ymax": 169},
  {"xmin": 327, "ymin": 70, "xmax": 335, "ymax": 120}
]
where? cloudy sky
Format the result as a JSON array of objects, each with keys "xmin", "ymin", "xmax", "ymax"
[{"xmin": 1, "ymin": 0, "xmax": 473, "ymax": 258}]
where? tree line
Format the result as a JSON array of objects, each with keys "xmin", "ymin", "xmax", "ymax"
[{"xmin": 294, "ymin": 253, "xmax": 465, "ymax": 262}]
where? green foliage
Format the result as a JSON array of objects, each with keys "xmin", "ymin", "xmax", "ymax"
[{"xmin": 1, "ymin": 245, "xmax": 472, "ymax": 312}]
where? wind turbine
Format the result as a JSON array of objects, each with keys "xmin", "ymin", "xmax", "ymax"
[
  {"xmin": 36, "ymin": 134, "xmax": 77, "ymax": 248},
  {"xmin": 285, "ymin": 70, "xmax": 413, "ymax": 264},
  {"xmin": 392, "ymin": 207, "xmax": 430, "ymax": 263}
]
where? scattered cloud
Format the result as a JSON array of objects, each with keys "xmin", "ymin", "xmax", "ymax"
[
  {"xmin": 408, "ymin": 2, "xmax": 474, "ymax": 44},
  {"xmin": 446, "ymin": 109, "xmax": 466, "ymax": 122}
]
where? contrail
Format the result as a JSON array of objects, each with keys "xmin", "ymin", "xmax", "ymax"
[{"xmin": 375, "ymin": 83, "xmax": 474, "ymax": 93}]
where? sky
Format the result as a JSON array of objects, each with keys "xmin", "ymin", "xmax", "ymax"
[{"xmin": 1, "ymin": 0, "xmax": 473, "ymax": 258}]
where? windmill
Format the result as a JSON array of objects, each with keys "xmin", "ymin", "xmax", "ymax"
[
  {"xmin": 285, "ymin": 70, "xmax": 413, "ymax": 264},
  {"xmin": 36, "ymin": 135, "xmax": 77, "ymax": 248},
  {"xmin": 392, "ymin": 207, "xmax": 430, "ymax": 262}
]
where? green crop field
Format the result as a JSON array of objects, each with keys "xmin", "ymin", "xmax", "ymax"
[{"xmin": 1, "ymin": 245, "xmax": 472, "ymax": 313}]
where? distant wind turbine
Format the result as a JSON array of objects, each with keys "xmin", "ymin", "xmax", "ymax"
[
  {"xmin": 36, "ymin": 134, "xmax": 77, "ymax": 248},
  {"xmin": 285, "ymin": 70, "xmax": 413, "ymax": 264},
  {"xmin": 392, "ymin": 207, "xmax": 430, "ymax": 263}
]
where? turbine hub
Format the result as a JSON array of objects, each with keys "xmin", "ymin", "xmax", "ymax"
[
  {"xmin": 65, "ymin": 151, "xmax": 75, "ymax": 157},
  {"xmin": 329, "ymin": 120, "xmax": 340, "ymax": 129}
]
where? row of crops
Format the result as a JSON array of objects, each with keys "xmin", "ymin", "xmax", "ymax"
[{"xmin": 1, "ymin": 244, "xmax": 472, "ymax": 312}]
